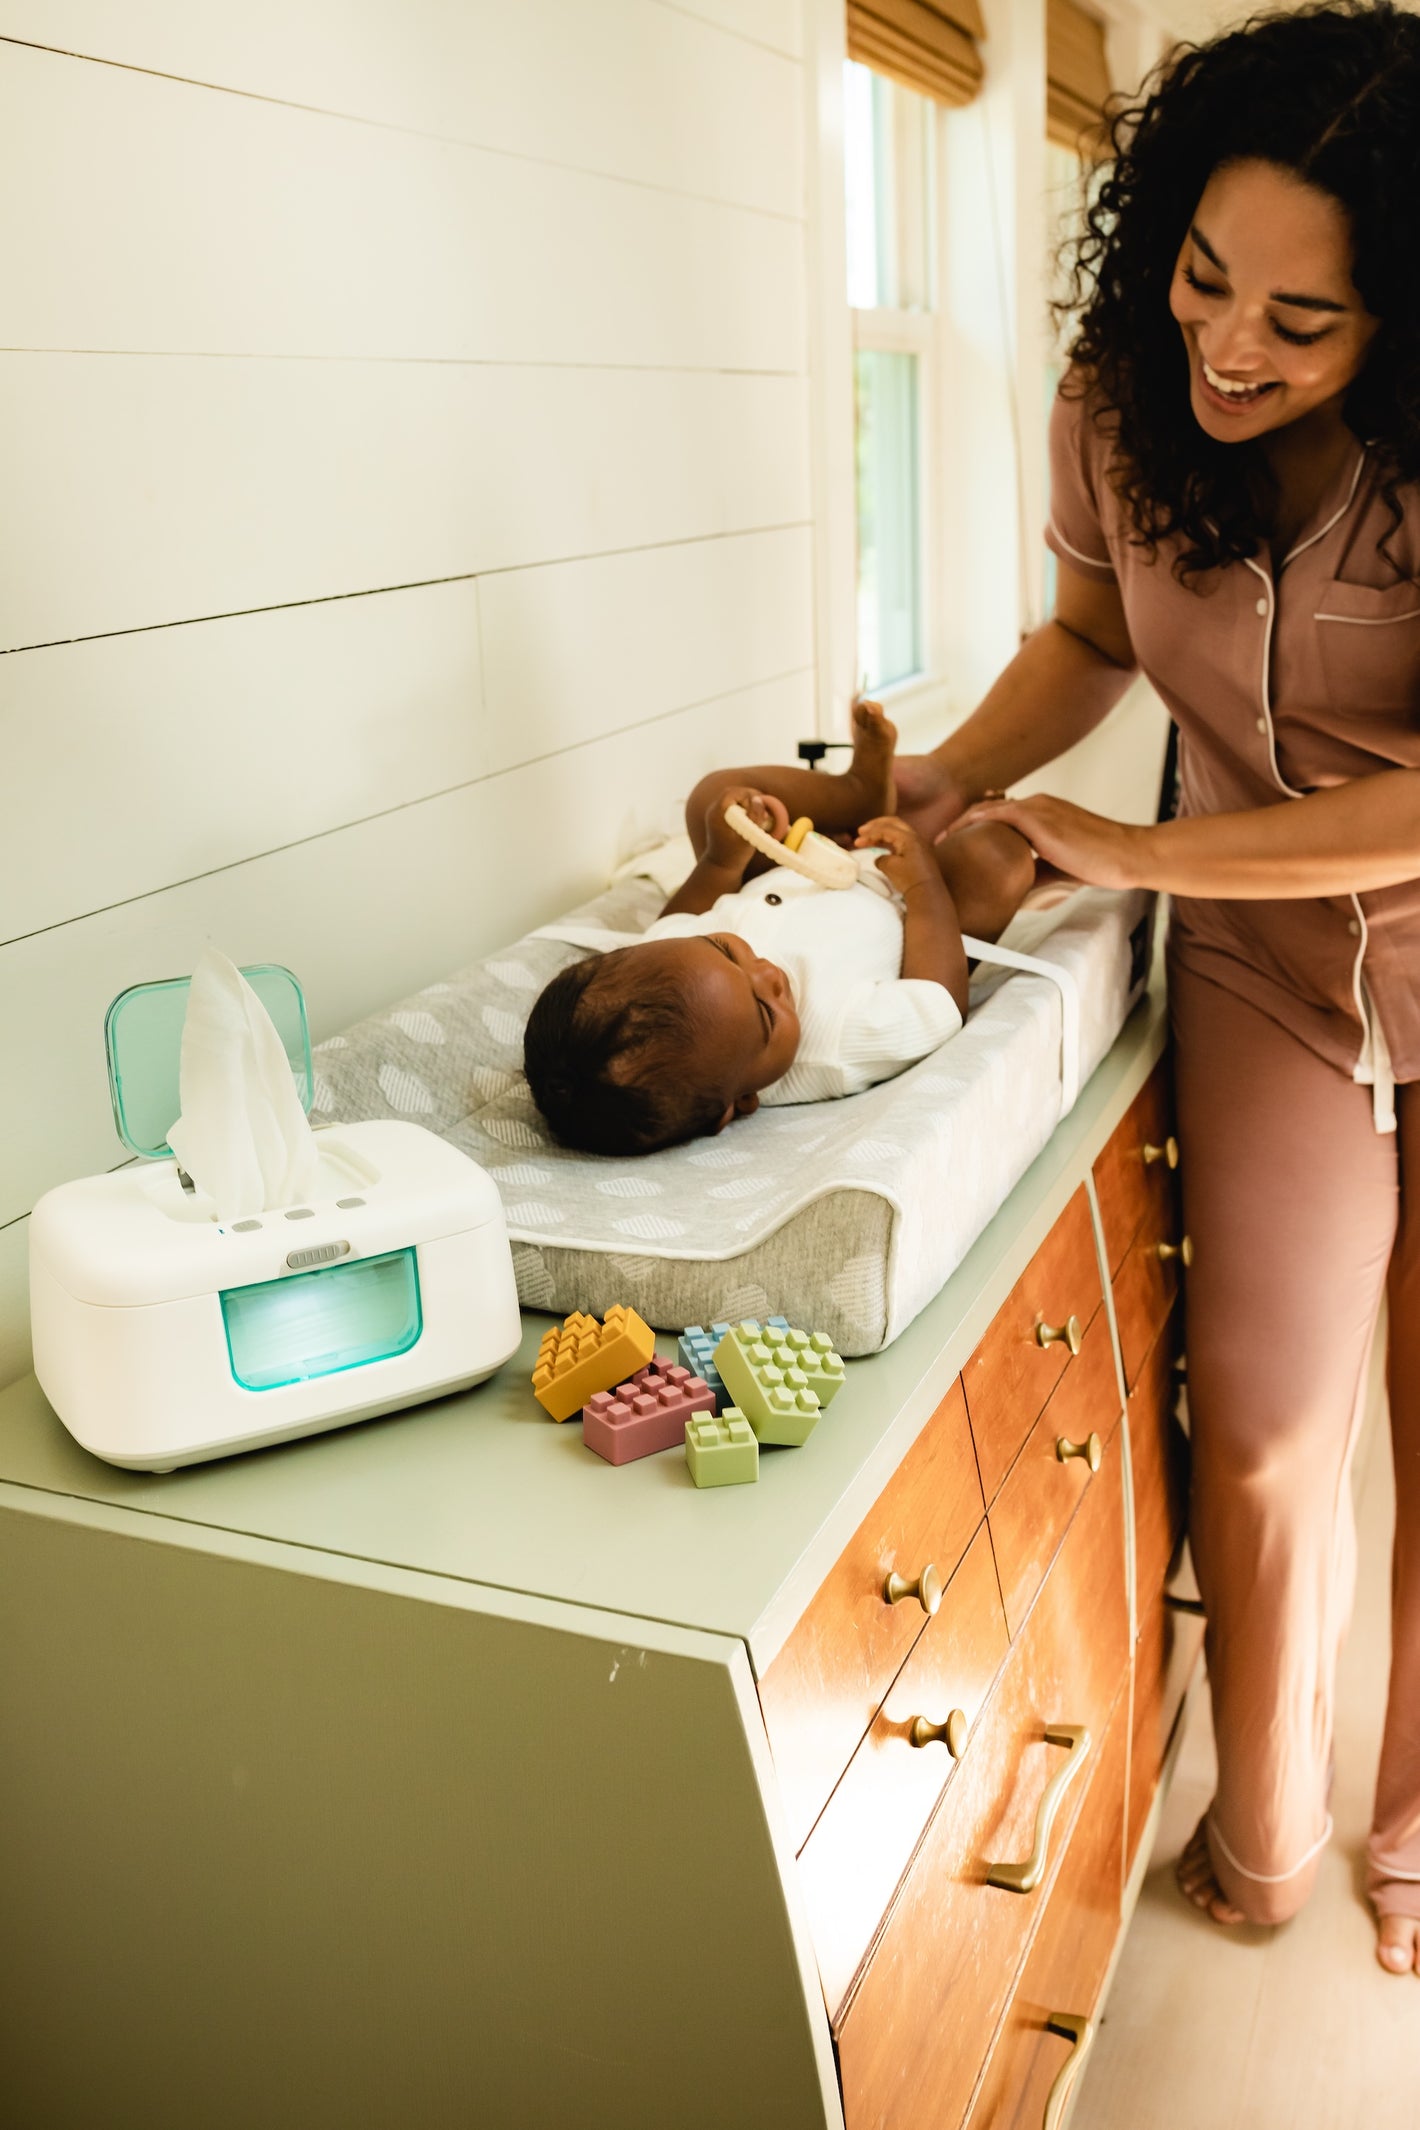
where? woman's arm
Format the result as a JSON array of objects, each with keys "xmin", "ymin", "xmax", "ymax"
[
  {"xmin": 894, "ymin": 564, "xmax": 1139, "ymax": 837},
  {"xmin": 957, "ymin": 770, "xmax": 1420, "ymax": 899}
]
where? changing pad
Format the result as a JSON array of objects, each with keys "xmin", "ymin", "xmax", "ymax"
[{"xmin": 311, "ymin": 861, "xmax": 1152, "ymax": 1355}]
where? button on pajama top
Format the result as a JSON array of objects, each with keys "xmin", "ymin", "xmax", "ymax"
[{"xmin": 1045, "ymin": 380, "xmax": 1420, "ymax": 1923}]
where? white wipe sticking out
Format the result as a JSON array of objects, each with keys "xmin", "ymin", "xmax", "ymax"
[{"xmin": 167, "ymin": 945, "xmax": 319, "ymax": 1221}]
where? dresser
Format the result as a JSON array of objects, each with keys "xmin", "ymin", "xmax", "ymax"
[{"xmin": 0, "ymin": 973, "xmax": 1201, "ymax": 2130}]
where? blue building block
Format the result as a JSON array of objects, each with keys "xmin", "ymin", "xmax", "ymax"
[{"xmin": 678, "ymin": 1318, "xmax": 793, "ymax": 1413}]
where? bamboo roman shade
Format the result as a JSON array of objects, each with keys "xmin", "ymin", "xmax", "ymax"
[
  {"xmin": 1046, "ymin": 0, "xmax": 1112, "ymax": 151},
  {"xmin": 846, "ymin": 0, "xmax": 986, "ymax": 109}
]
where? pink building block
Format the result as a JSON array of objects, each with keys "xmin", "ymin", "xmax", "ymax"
[{"xmin": 582, "ymin": 1358, "xmax": 716, "ymax": 1466}]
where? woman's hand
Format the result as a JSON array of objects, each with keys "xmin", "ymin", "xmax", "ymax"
[
  {"xmin": 890, "ymin": 754, "xmax": 974, "ymax": 845},
  {"xmin": 949, "ymin": 794, "xmax": 1145, "ymax": 891},
  {"xmin": 705, "ymin": 786, "xmax": 791, "ymax": 869}
]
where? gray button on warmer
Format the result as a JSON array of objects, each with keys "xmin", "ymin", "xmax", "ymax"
[
  {"xmin": 284, "ymin": 1207, "xmax": 315, "ymax": 1220},
  {"xmin": 286, "ymin": 1240, "xmax": 352, "ymax": 1272},
  {"xmin": 335, "ymin": 1196, "xmax": 366, "ymax": 1209},
  {"xmin": 231, "ymin": 1219, "xmax": 262, "ymax": 1232}
]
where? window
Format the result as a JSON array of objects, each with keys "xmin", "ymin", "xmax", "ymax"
[{"xmin": 844, "ymin": 61, "xmax": 937, "ymax": 694}]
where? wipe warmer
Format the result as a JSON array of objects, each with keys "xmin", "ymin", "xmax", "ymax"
[{"xmin": 29, "ymin": 966, "xmax": 521, "ymax": 1471}]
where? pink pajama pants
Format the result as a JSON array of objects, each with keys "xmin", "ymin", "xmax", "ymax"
[{"xmin": 1170, "ymin": 956, "xmax": 1420, "ymax": 1925}]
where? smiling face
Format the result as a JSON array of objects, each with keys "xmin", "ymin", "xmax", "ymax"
[{"xmin": 1168, "ymin": 158, "xmax": 1380, "ymax": 446}]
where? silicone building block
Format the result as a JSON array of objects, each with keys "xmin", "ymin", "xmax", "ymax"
[
  {"xmin": 679, "ymin": 1317, "xmax": 793, "ymax": 1411},
  {"xmin": 531, "ymin": 1305, "xmax": 655, "ymax": 1422},
  {"xmin": 713, "ymin": 1323, "xmax": 823, "ymax": 1448},
  {"xmin": 771, "ymin": 1327, "xmax": 846, "ymax": 1408},
  {"xmin": 582, "ymin": 1359, "xmax": 716, "ymax": 1467},
  {"xmin": 685, "ymin": 1409, "xmax": 759, "ymax": 1487}
]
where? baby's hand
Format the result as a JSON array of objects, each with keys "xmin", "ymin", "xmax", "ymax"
[
  {"xmin": 855, "ymin": 815, "xmax": 941, "ymax": 895},
  {"xmin": 706, "ymin": 786, "xmax": 790, "ymax": 868}
]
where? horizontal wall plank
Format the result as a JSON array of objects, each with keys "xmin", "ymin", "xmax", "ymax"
[
  {"xmin": 1, "ymin": 582, "xmax": 485, "ymax": 944},
  {"xmin": 480, "ymin": 527, "xmax": 814, "ymax": 773},
  {"xmin": 0, "ymin": 42, "xmax": 804, "ymax": 370},
  {"xmin": 1, "ymin": 357, "xmax": 811, "ymax": 649},
  {"xmin": 0, "ymin": 0, "xmax": 802, "ymax": 215},
  {"xmin": 0, "ymin": 670, "xmax": 812, "ymax": 1226},
  {"xmin": 0, "ymin": 1220, "xmax": 30, "ymax": 1392},
  {"xmin": 658, "ymin": 0, "xmax": 803, "ymax": 57}
]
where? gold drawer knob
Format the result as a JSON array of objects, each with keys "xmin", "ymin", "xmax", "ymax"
[
  {"xmin": 1142, "ymin": 1136, "xmax": 1179, "ymax": 1169},
  {"xmin": 1035, "ymin": 1313, "xmax": 1082, "ymax": 1356},
  {"xmin": 1043, "ymin": 2014, "xmax": 1096, "ymax": 2130},
  {"xmin": 986, "ymin": 1722, "xmax": 1091, "ymax": 1893},
  {"xmin": 1056, "ymin": 1431, "xmax": 1102, "ymax": 1472},
  {"xmin": 883, "ymin": 1563, "xmax": 944, "ymax": 1616},
  {"xmin": 909, "ymin": 1708, "xmax": 968, "ymax": 1757},
  {"xmin": 1156, "ymin": 1235, "xmax": 1194, "ymax": 1267}
]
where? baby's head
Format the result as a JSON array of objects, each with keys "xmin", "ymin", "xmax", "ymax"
[{"xmin": 523, "ymin": 933, "xmax": 800, "ymax": 1155}]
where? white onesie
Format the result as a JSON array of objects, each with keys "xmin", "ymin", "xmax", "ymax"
[{"xmin": 641, "ymin": 856, "xmax": 963, "ymax": 1104}]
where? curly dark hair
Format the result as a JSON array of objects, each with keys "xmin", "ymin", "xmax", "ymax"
[
  {"xmin": 1061, "ymin": 0, "xmax": 1420, "ymax": 583},
  {"xmin": 522, "ymin": 949, "xmax": 726, "ymax": 1156}
]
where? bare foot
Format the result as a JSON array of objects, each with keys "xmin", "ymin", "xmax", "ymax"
[
  {"xmin": 1176, "ymin": 1818, "xmax": 1247, "ymax": 1925},
  {"xmin": 1376, "ymin": 1915, "xmax": 1420, "ymax": 1975},
  {"xmin": 848, "ymin": 699, "xmax": 898, "ymax": 817}
]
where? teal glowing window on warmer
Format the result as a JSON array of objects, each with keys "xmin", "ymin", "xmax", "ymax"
[{"xmin": 221, "ymin": 1249, "xmax": 422, "ymax": 1392}]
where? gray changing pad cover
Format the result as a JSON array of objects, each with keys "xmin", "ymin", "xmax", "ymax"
[{"xmin": 312, "ymin": 876, "xmax": 1150, "ymax": 1355}]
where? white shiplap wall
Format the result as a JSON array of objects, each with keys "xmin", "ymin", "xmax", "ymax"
[{"xmin": 0, "ymin": 0, "xmax": 814, "ymax": 1386}]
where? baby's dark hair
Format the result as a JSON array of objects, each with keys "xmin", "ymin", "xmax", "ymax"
[{"xmin": 523, "ymin": 949, "xmax": 726, "ymax": 1155}]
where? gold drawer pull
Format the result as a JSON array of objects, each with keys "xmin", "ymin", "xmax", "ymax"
[
  {"xmin": 883, "ymin": 1563, "xmax": 944, "ymax": 1616},
  {"xmin": 986, "ymin": 1723, "xmax": 1091, "ymax": 1894},
  {"xmin": 1142, "ymin": 1136, "xmax": 1179, "ymax": 1169},
  {"xmin": 1055, "ymin": 1431, "xmax": 1101, "ymax": 1472},
  {"xmin": 1042, "ymin": 2013, "xmax": 1095, "ymax": 2130},
  {"xmin": 909, "ymin": 1708, "xmax": 967, "ymax": 1756},
  {"xmin": 1164, "ymin": 1592, "xmax": 1206, "ymax": 1617},
  {"xmin": 1156, "ymin": 1235, "xmax": 1194, "ymax": 1267},
  {"xmin": 1036, "ymin": 1314, "xmax": 1082, "ymax": 1356}
]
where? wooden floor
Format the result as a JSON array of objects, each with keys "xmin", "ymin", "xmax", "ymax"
[{"xmin": 1078, "ymin": 1337, "xmax": 1420, "ymax": 2129}]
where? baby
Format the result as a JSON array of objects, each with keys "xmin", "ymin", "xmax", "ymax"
[{"xmin": 523, "ymin": 704, "xmax": 1036, "ymax": 1155}]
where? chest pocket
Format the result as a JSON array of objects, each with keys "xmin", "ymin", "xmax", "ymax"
[{"xmin": 1314, "ymin": 577, "xmax": 1420, "ymax": 717}]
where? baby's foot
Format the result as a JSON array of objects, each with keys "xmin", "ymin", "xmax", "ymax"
[
  {"xmin": 1376, "ymin": 1915, "xmax": 1420, "ymax": 1976},
  {"xmin": 1176, "ymin": 1818, "xmax": 1246, "ymax": 1925},
  {"xmin": 849, "ymin": 699, "xmax": 898, "ymax": 817}
]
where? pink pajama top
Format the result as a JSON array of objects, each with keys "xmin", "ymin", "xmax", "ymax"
[{"xmin": 1045, "ymin": 379, "xmax": 1420, "ymax": 1120}]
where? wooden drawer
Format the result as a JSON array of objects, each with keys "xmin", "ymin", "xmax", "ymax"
[
  {"xmin": 799, "ymin": 1525, "xmax": 1009, "ymax": 2019},
  {"xmin": 759, "ymin": 1378, "xmax": 984, "ymax": 1854},
  {"xmin": 1128, "ymin": 1585, "xmax": 1205, "ymax": 1873},
  {"xmin": 1128, "ymin": 1305, "xmax": 1188, "ymax": 1605},
  {"xmin": 1092, "ymin": 1059, "xmax": 1179, "ymax": 1277},
  {"xmin": 836, "ymin": 1440, "xmax": 1129, "ymax": 2129},
  {"xmin": 962, "ymin": 1682, "xmax": 1129, "ymax": 2130},
  {"xmin": 989, "ymin": 1306, "xmax": 1121, "ymax": 1639},
  {"xmin": 963, "ymin": 1189, "xmax": 1104, "ymax": 1506},
  {"xmin": 1113, "ymin": 1213, "xmax": 1186, "ymax": 1392}
]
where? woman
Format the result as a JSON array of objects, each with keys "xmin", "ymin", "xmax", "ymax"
[{"xmin": 896, "ymin": 0, "xmax": 1420, "ymax": 1974}]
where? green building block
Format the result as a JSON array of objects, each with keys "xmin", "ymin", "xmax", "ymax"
[
  {"xmin": 771, "ymin": 1327, "xmax": 846, "ymax": 1408},
  {"xmin": 713, "ymin": 1324, "xmax": 822, "ymax": 1448},
  {"xmin": 685, "ymin": 1410, "xmax": 759, "ymax": 1487}
]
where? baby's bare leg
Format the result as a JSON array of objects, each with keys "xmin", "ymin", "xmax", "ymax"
[
  {"xmin": 684, "ymin": 702, "xmax": 897, "ymax": 857},
  {"xmin": 933, "ymin": 822, "xmax": 1036, "ymax": 942}
]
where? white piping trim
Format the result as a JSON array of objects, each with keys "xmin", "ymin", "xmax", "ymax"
[
  {"xmin": 1281, "ymin": 448, "xmax": 1365, "ymax": 568},
  {"xmin": 1348, "ymin": 904, "xmax": 1397, "ymax": 1133},
  {"xmin": 1047, "ymin": 518, "xmax": 1113, "ymax": 570},
  {"xmin": 1208, "ymin": 1809, "xmax": 1334, "ymax": 1884},
  {"xmin": 1370, "ymin": 1864, "xmax": 1420, "ymax": 1882},
  {"xmin": 1314, "ymin": 608, "xmax": 1420, "ymax": 626}
]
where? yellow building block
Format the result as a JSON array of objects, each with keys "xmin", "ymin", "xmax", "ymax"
[{"xmin": 531, "ymin": 1306, "xmax": 656, "ymax": 1422}]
